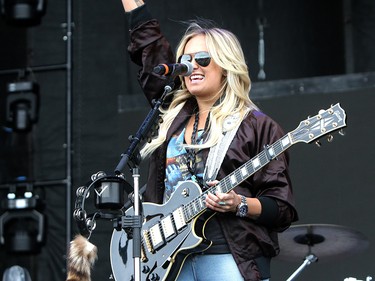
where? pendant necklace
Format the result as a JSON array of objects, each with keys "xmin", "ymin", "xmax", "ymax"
[{"xmin": 186, "ymin": 110, "xmax": 210, "ymax": 183}]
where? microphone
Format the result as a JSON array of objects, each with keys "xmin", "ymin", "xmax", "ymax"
[{"xmin": 153, "ymin": 61, "xmax": 193, "ymax": 77}]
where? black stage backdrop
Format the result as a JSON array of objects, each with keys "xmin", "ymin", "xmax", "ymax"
[{"xmin": 0, "ymin": 0, "xmax": 374, "ymax": 280}]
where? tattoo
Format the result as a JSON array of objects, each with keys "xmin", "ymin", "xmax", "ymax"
[{"xmin": 135, "ymin": 0, "xmax": 143, "ymax": 7}]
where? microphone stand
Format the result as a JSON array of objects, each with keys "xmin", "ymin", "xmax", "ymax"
[{"xmin": 113, "ymin": 81, "xmax": 174, "ymax": 281}]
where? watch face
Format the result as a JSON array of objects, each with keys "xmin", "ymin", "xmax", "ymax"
[
  {"xmin": 239, "ymin": 205, "xmax": 248, "ymax": 217},
  {"xmin": 236, "ymin": 196, "xmax": 248, "ymax": 217}
]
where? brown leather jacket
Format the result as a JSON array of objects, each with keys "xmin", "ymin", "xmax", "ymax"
[{"xmin": 126, "ymin": 7, "xmax": 298, "ymax": 281}]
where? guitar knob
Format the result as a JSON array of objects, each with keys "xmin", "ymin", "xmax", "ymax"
[
  {"xmin": 150, "ymin": 273, "xmax": 160, "ymax": 281},
  {"xmin": 142, "ymin": 265, "xmax": 150, "ymax": 273}
]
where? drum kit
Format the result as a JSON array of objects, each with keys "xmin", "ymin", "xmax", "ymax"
[{"xmin": 277, "ymin": 224, "xmax": 371, "ymax": 281}]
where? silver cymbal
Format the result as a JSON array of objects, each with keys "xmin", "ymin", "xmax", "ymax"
[{"xmin": 276, "ymin": 224, "xmax": 369, "ymax": 262}]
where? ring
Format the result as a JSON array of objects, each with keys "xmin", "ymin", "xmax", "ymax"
[{"xmin": 218, "ymin": 201, "xmax": 226, "ymax": 206}]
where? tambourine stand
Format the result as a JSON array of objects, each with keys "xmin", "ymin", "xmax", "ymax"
[{"xmin": 286, "ymin": 254, "xmax": 318, "ymax": 281}]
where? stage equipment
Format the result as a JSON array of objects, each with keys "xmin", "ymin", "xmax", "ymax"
[
  {"xmin": 92, "ymin": 171, "xmax": 128, "ymax": 210},
  {"xmin": 277, "ymin": 224, "xmax": 369, "ymax": 281},
  {"xmin": 0, "ymin": 183, "xmax": 46, "ymax": 253},
  {"xmin": 2, "ymin": 265, "xmax": 32, "ymax": 281},
  {"xmin": 0, "ymin": 0, "xmax": 46, "ymax": 26},
  {"xmin": 73, "ymin": 172, "xmax": 133, "ymax": 238},
  {"xmin": 256, "ymin": 0, "xmax": 267, "ymax": 80},
  {"xmin": 6, "ymin": 81, "xmax": 40, "ymax": 132},
  {"xmin": 74, "ymin": 81, "xmax": 173, "ymax": 281},
  {"xmin": 257, "ymin": 17, "xmax": 267, "ymax": 80}
]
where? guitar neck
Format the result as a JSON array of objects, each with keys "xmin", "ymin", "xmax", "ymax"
[
  {"xmin": 183, "ymin": 133, "xmax": 293, "ymax": 222},
  {"xmin": 182, "ymin": 103, "xmax": 347, "ymax": 222}
]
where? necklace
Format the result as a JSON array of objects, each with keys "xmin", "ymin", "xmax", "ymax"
[{"xmin": 186, "ymin": 110, "xmax": 210, "ymax": 179}]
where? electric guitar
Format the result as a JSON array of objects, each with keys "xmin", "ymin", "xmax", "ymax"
[{"xmin": 110, "ymin": 103, "xmax": 347, "ymax": 281}]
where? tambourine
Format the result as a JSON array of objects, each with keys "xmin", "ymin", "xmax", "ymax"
[{"xmin": 73, "ymin": 171, "xmax": 133, "ymax": 237}]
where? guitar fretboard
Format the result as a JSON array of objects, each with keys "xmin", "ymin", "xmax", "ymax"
[{"xmin": 182, "ymin": 134, "xmax": 293, "ymax": 222}]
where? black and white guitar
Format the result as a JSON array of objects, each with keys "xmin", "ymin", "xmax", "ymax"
[{"xmin": 110, "ymin": 103, "xmax": 347, "ymax": 281}]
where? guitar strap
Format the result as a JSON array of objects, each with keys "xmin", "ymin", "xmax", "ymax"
[{"xmin": 203, "ymin": 108, "xmax": 251, "ymax": 183}]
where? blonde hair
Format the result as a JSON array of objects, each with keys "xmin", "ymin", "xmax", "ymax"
[{"xmin": 141, "ymin": 21, "xmax": 259, "ymax": 158}]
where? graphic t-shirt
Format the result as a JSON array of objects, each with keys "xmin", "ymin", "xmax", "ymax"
[{"xmin": 164, "ymin": 127, "xmax": 205, "ymax": 202}]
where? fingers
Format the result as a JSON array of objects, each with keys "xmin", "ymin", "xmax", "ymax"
[{"xmin": 205, "ymin": 191, "xmax": 238, "ymax": 213}]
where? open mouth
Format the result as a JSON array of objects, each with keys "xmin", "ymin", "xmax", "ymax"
[{"xmin": 190, "ymin": 74, "xmax": 205, "ymax": 81}]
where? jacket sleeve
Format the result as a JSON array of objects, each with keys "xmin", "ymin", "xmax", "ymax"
[
  {"xmin": 220, "ymin": 111, "xmax": 298, "ymax": 232},
  {"xmin": 250, "ymin": 112, "xmax": 298, "ymax": 232},
  {"xmin": 126, "ymin": 5, "xmax": 180, "ymax": 105}
]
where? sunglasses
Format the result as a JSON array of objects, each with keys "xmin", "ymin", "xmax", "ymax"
[{"xmin": 178, "ymin": 51, "xmax": 211, "ymax": 67}]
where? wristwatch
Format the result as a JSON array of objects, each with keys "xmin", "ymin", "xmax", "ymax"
[{"xmin": 236, "ymin": 195, "xmax": 248, "ymax": 217}]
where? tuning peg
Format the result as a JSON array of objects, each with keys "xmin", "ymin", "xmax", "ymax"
[
  {"xmin": 315, "ymin": 140, "xmax": 322, "ymax": 147},
  {"xmin": 339, "ymin": 129, "xmax": 346, "ymax": 136},
  {"xmin": 327, "ymin": 134, "xmax": 334, "ymax": 142}
]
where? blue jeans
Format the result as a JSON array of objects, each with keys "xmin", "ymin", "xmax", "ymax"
[{"xmin": 176, "ymin": 253, "xmax": 270, "ymax": 281}]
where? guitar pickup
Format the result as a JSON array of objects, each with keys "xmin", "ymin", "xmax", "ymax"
[
  {"xmin": 143, "ymin": 222, "xmax": 165, "ymax": 253},
  {"xmin": 148, "ymin": 223, "xmax": 165, "ymax": 251},
  {"xmin": 160, "ymin": 214, "xmax": 177, "ymax": 241},
  {"xmin": 143, "ymin": 210, "xmax": 185, "ymax": 254},
  {"xmin": 172, "ymin": 207, "xmax": 186, "ymax": 231}
]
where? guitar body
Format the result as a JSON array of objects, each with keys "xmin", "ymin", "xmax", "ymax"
[{"xmin": 110, "ymin": 181, "xmax": 210, "ymax": 281}]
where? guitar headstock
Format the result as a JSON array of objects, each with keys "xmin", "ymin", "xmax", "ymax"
[{"xmin": 291, "ymin": 103, "xmax": 347, "ymax": 144}]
